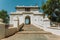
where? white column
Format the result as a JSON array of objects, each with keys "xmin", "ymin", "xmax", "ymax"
[
  {"xmin": 43, "ymin": 16, "xmax": 50, "ymax": 28},
  {"xmin": 13, "ymin": 16, "xmax": 19, "ymax": 28}
]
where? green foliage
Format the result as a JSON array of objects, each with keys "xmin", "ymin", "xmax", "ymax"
[
  {"xmin": 41, "ymin": 0, "xmax": 60, "ymax": 22},
  {"xmin": 0, "ymin": 10, "xmax": 9, "ymax": 24}
]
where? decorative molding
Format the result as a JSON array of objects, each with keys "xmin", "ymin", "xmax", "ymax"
[{"xmin": 15, "ymin": 6, "xmax": 40, "ymax": 9}]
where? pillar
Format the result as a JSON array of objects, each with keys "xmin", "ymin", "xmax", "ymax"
[{"xmin": 43, "ymin": 16, "xmax": 51, "ymax": 28}]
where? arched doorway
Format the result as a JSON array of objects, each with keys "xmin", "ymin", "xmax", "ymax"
[{"xmin": 25, "ymin": 16, "xmax": 31, "ymax": 24}]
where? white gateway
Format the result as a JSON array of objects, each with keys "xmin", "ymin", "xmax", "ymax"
[
  {"xmin": 9, "ymin": 6, "xmax": 60, "ymax": 36},
  {"xmin": 9, "ymin": 5, "xmax": 50, "ymax": 28}
]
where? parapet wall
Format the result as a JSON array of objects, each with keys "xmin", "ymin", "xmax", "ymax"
[
  {"xmin": 0, "ymin": 19, "xmax": 5, "ymax": 39},
  {"xmin": 0, "ymin": 18, "xmax": 24, "ymax": 39},
  {"xmin": 0, "ymin": 23, "xmax": 5, "ymax": 39},
  {"xmin": 5, "ymin": 23, "xmax": 24, "ymax": 37},
  {"xmin": 5, "ymin": 27, "xmax": 17, "ymax": 37}
]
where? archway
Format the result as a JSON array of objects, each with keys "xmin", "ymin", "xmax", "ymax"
[{"xmin": 25, "ymin": 16, "xmax": 31, "ymax": 24}]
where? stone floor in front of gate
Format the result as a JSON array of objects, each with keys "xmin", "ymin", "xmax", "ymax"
[
  {"xmin": 1, "ymin": 33, "xmax": 60, "ymax": 40},
  {"xmin": 1, "ymin": 24, "xmax": 60, "ymax": 40}
]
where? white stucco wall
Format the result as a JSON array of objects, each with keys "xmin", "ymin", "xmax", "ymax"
[
  {"xmin": 10, "ymin": 15, "xmax": 18, "ymax": 27},
  {"xmin": 16, "ymin": 9, "xmax": 25, "ymax": 13},
  {"xmin": 19, "ymin": 15, "xmax": 24, "ymax": 25},
  {"xmin": 10, "ymin": 11, "xmax": 44, "ymax": 27}
]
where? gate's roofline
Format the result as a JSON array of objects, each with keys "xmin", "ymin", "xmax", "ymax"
[{"xmin": 15, "ymin": 5, "xmax": 40, "ymax": 9}]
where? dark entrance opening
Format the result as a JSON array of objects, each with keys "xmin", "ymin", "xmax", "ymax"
[{"xmin": 25, "ymin": 16, "xmax": 30, "ymax": 25}]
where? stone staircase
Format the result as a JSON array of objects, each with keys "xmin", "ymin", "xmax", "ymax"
[
  {"xmin": 18, "ymin": 24, "xmax": 51, "ymax": 34},
  {"xmin": 15, "ymin": 24, "xmax": 52, "ymax": 40},
  {"xmin": 22, "ymin": 24, "xmax": 43, "ymax": 31},
  {"xmin": 2, "ymin": 24, "xmax": 60, "ymax": 40}
]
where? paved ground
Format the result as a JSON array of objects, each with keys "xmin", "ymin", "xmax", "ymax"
[{"xmin": 1, "ymin": 24, "xmax": 60, "ymax": 40}]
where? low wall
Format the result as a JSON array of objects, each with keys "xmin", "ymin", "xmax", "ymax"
[
  {"xmin": 18, "ymin": 23, "xmax": 24, "ymax": 31},
  {"xmin": 43, "ymin": 27, "xmax": 60, "ymax": 36},
  {"xmin": 5, "ymin": 23, "xmax": 24, "ymax": 37},
  {"xmin": 33, "ymin": 23, "xmax": 60, "ymax": 36},
  {"xmin": 0, "ymin": 18, "xmax": 18, "ymax": 39},
  {"xmin": 5, "ymin": 27, "xmax": 17, "ymax": 37},
  {"xmin": 0, "ymin": 23, "xmax": 5, "ymax": 39}
]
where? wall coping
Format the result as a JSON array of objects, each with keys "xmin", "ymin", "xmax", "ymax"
[{"xmin": 48, "ymin": 27, "xmax": 60, "ymax": 30}]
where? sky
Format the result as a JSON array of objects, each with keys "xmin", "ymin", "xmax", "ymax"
[{"xmin": 0, "ymin": 0, "xmax": 46, "ymax": 14}]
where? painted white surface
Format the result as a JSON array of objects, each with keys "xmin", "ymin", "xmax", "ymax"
[{"xmin": 9, "ymin": 6, "xmax": 60, "ymax": 36}]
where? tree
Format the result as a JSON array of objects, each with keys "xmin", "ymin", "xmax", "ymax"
[
  {"xmin": 41, "ymin": 0, "xmax": 60, "ymax": 22},
  {"xmin": 0, "ymin": 10, "xmax": 9, "ymax": 24}
]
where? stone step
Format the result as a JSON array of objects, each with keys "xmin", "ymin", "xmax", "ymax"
[
  {"xmin": 17, "ymin": 31, "xmax": 51, "ymax": 34},
  {"xmin": 22, "ymin": 29, "xmax": 44, "ymax": 31},
  {"xmin": 22, "ymin": 25, "xmax": 44, "ymax": 31}
]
